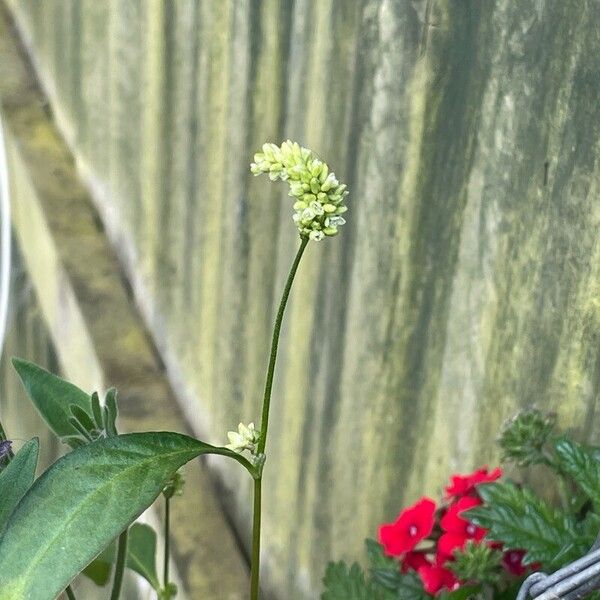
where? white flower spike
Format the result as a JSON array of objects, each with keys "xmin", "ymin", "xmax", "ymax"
[{"xmin": 251, "ymin": 140, "xmax": 349, "ymax": 240}]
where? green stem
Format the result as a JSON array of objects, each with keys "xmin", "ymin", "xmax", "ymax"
[
  {"xmin": 250, "ymin": 236, "xmax": 308, "ymax": 600},
  {"xmin": 110, "ymin": 528, "xmax": 129, "ymax": 600},
  {"xmin": 65, "ymin": 586, "xmax": 76, "ymax": 600},
  {"xmin": 163, "ymin": 496, "xmax": 171, "ymax": 589},
  {"xmin": 250, "ymin": 478, "xmax": 262, "ymax": 600},
  {"xmin": 257, "ymin": 236, "xmax": 308, "ymax": 456}
]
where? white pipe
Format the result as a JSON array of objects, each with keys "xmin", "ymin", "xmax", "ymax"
[{"xmin": 0, "ymin": 115, "xmax": 11, "ymax": 359}]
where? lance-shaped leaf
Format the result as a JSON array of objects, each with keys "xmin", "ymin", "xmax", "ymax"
[
  {"xmin": 83, "ymin": 523, "xmax": 160, "ymax": 589},
  {"xmin": 12, "ymin": 358, "xmax": 92, "ymax": 445},
  {"xmin": 0, "ymin": 432, "xmax": 254, "ymax": 600},
  {"xmin": 0, "ymin": 438, "xmax": 39, "ymax": 530}
]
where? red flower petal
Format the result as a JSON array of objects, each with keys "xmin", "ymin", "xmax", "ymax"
[
  {"xmin": 440, "ymin": 496, "xmax": 484, "ymax": 537},
  {"xmin": 503, "ymin": 549, "xmax": 527, "ymax": 576},
  {"xmin": 418, "ymin": 564, "xmax": 460, "ymax": 596},
  {"xmin": 445, "ymin": 467, "xmax": 502, "ymax": 498},
  {"xmin": 438, "ymin": 533, "xmax": 469, "ymax": 558},
  {"xmin": 378, "ymin": 497, "xmax": 437, "ymax": 556},
  {"xmin": 502, "ymin": 549, "xmax": 540, "ymax": 577},
  {"xmin": 401, "ymin": 551, "xmax": 431, "ymax": 573}
]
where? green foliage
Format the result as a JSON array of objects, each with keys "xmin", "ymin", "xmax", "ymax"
[
  {"xmin": 12, "ymin": 358, "xmax": 93, "ymax": 447},
  {"xmin": 0, "ymin": 438, "xmax": 38, "ymax": 530},
  {"xmin": 323, "ymin": 562, "xmax": 373, "ymax": 599},
  {"xmin": 84, "ymin": 522, "xmax": 160, "ymax": 589},
  {"xmin": 322, "ymin": 540, "xmax": 432, "ymax": 600},
  {"xmin": 467, "ymin": 482, "xmax": 587, "ymax": 567},
  {"xmin": 498, "ymin": 408, "xmax": 556, "ymax": 467},
  {"xmin": 65, "ymin": 389, "xmax": 120, "ymax": 446},
  {"xmin": 553, "ymin": 438, "xmax": 600, "ymax": 511},
  {"xmin": 448, "ymin": 541, "xmax": 502, "ymax": 585},
  {"xmin": 0, "ymin": 432, "xmax": 253, "ymax": 600}
]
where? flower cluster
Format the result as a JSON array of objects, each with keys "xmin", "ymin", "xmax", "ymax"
[
  {"xmin": 0, "ymin": 439, "xmax": 12, "ymax": 460},
  {"xmin": 225, "ymin": 422, "xmax": 260, "ymax": 455},
  {"xmin": 250, "ymin": 141, "xmax": 348, "ymax": 241},
  {"xmin": 378, "ymin": 467, "xmax": 533, "ymax": 596}
]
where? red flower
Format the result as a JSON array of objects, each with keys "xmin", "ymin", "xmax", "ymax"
[
  {"xmin": 401, "ymin": 551, "xmax": 431, "ymax": 573},
  {"xmin": 445, "ymin": 467, "xmax": 502, "ymax": 498},
  {"xmin": 379, "ymin": 498, "xmax": 437, "ymax": 556},
  {"xmin": 503, "ymin": 550, "xmax": 528, "ymax": 576},
  {"xmin": 502, "ymin": 549, "xmax": 540, "ymax": 577},
  {"xmin": 418, "ymin": 563, "xmax": 460, "ymax": 595},
  {"xmin": 438, "ymin": 496, "xmax": 487, "ymax": 557}
]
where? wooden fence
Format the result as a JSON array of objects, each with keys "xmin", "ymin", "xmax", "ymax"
[{"xmin": 3, "ymin": 1, "xmax": 600, "ymax": 597}]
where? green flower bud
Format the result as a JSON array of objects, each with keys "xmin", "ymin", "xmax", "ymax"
[
  {"xmin": 320, "ymin": 173, "xmax": 338, "ymax": 192},
  {"xmin": 319, "ymin": 163, "xmax": 329, "ymax": 182},
  {"xmin": 310, "ymin": 160, "xmax": 323, "ymax": 177},
  {"xmin": 293, "ymin": 201, "xmax": 308, "ymax": 211}
]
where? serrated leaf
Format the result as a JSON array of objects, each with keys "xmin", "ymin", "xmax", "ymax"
[
  {"xmin": 394, "ymin": 571, "xmax": 431, "ymax": 600},
  {"xmin": 366, "ymin": 539, "xmax": 397, "ymax": 570},
  {"xmin": 322, "ymin": 561, "xmax": 395, "ymax": 600},
  {"xmin": 0, "ymin": 432, "xmax": 255, "ymax": 600},
  {"xmin": 372, "ymin": 567, "xmax": 403, "ymax": 591},
  {"xmin": 84, "ymin": 523, "xmax": 160, "ymax": 589},
  {"xmin": 0, "ymin": 439, "xmax": 39, "ymax": 530},
  {"xmin": 554, "ymin": 438, "xmax": 600, "ymax": 510},
  {"xmin": 322, "ymin": 561, "xmax": 371, "ymax": 599},
  {"xmin": 12, "ymin": 358, "xmax": 92, "ymax": 446},
  {"xmin": 467, "ymin": 482, "xmax": 586, "ymax": 568}
]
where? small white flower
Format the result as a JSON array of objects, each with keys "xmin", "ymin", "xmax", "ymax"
[
  {"xmin": 309, "ymin": 201, "xmax": 324, "ymax": 216},
  {"xmin": 225, "ymin": 422, "xmax": 260, "ymax": 454},
  {"xmin": 327, "ymin": 215, "xmax": 346, "ymax": 227}
]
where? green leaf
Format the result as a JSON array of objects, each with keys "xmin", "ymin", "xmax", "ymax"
[
  {"xmin": 554, "ymin": 438, "xmax": 600, "ymax": 510},
  {"xmin": 322, "ymin": 562, "xmax": 379, "ymax": 600},
  {"xmin": 467, "ymin": 482, "xmax": 586, "ymax": 568},
  {"xmin": 366, "ymin": 539, "xmax": 397, "ymax": 570},
  {"xmin": 0, "ymin": 439, "xmax": 39, "ymax": 530},
  {"xmin": 365, "ymin": 539, "xmax": 405, "ymax": 591},
  {"xmin": 448, "ymin": 540, "xmax": 502, "ymax": 585},
  {"xmin": 0, "ymin": 431, "xmax": 254, "ymax": 600},
  {"xmin": 394, "ymin": 571, "xmax": 431, "ymax": 600},
  {"xmin": 83, "ymin": 523, "xmax": 160, "ymax": 589},
  {"xmin": 12, "ymin": 358, "xmax": 92, "ymax": 445},
  {"xmin": 440, "ymin": 586, "xmax": 481, "ymax": 600},
  {"xmin": 82, "ymin": 559, "xmax": 111, "ymax": 586}
]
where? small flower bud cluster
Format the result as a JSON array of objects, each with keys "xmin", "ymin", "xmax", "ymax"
[
  {"xmin": 498, "ymin": 408, "xmax": 556, "ymax": 467},
  {"xmin": 225, "ymin": 422, "xmax": 260, "ymax": 455},
  {"xmin": 251, "ymin": 141, "xmax": 348, "ymax": 241}
]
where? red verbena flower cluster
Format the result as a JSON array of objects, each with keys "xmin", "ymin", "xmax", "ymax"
[{"xmin": 378, "ymin": 467, "xmax": 532, "ymax": 596}]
